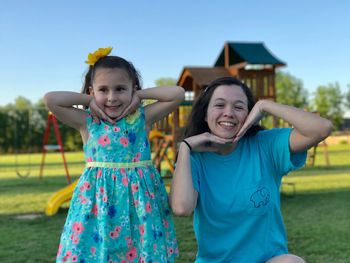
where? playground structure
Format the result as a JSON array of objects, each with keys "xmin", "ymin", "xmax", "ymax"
[
  {"xmin": 307, "ymin": 140, "xmax": 330, "ymax": 167},
  {"xmin": 151, "ymin": 41, "xmax": 286, "ymax": 175},
  {"xmin": 40, "ymin": 111, "xmax": 73, "ymax": 216},
  {"xmin": 45, "ymin": 179, "xmax": 78, "ymax": 216}
]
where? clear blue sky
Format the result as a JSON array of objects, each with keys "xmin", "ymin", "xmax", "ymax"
[{"xmin": 1, "ymin": 0, "xmax": 349, "ymax": 108}]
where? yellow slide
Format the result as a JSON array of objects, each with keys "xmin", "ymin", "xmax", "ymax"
[{"xmin": 45, "ymin": 180, "xmax": 78, "ymax": 216}]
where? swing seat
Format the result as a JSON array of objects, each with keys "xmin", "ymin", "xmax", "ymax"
[
  {"xmin": 44, "ymin": 145, "xmax": 62, "ymax": 151},
  {"xmin": 16, "ymin": 171, "xmax": 30, "ymax": 178}
]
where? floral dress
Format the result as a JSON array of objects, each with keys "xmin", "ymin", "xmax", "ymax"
[{"xmin": 56, "ymin": 106, "xmax": 178, "ymax": 263}]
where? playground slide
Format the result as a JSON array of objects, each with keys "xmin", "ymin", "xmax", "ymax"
[{"xmin": 45, "ymin": 180, "xmax": 78, "ymax": 216}]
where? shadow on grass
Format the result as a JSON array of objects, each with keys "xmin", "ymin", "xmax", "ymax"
[
  {"xmin": 0, "ymin": 208, "xmax": 68, "ymax": 263},
  {"xmin": 0, "ymin": 161, "xmax": 85, "ymax": 169},
  {"xmin": 0, "ymin": 175, "xmax": 80, "ymax": 195},
  {"xmin": 281, "ymin": 190, "xmax": 350, "ymax": 263},
  {"xmin": 0, "ymin": 207, "xmax": 197, "ymax": 263},
  {"xmin": 0, "ymin": 190, "xmax": 349, "ymax": 263},
  {"xmin": 321, "ymin": 148, "xmax": 350, "ymax": 154},
  {"xmin": 293, "ymin": 164, "xmax": 350, "ymax": 176}
]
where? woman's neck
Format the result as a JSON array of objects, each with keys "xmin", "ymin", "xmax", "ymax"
[{"xmin": 214, "ymin": 141, "xmax": 238, "ymax": 155}]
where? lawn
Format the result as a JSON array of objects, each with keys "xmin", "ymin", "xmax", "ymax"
[{"xmin": 0, "ymin": 144, "xmax": 349, "ymax": 262}]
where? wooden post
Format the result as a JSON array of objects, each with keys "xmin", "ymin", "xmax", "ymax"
[{"xmin": 224, "ymin": 42, "xmax": 229, "ymax": 68}]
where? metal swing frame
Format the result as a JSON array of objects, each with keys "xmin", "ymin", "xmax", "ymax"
[{"xmin": 14, "ymin": 109, "xmax": 32, "ymax": 178}]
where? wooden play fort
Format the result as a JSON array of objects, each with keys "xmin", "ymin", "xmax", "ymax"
[{"xmin": 149, "ymin": 42, "xmax": 286, "ymax": 175}]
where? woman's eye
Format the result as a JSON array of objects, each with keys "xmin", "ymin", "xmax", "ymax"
[{"xmin": 215, "ymin": 104, "xmax": 224, "ymax": 108}]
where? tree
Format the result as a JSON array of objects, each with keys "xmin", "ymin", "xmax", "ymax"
[
  {"xmin": 14, "ymin": 96, "xmax": 32, "ymax": 109},
  {"xmin": 0, "ymin": 96, "xmax": 83, "ymax": 153},
  {"xmin": 313, "ymin": 82, "xmax": 344, "ymax": 129},
  {"xmin": 259, "ymin": 71, "xmax": 310, "ymax": 129},
  {"xmin": 275, "ymin": 71, "xmax": 309, "ymax": 108},
  {"xmin": 346, "ymin": 84, "xmax": 350, "ymax": 109},
  {"xmin": 142, "ymin": 77, "xmax": 178, "ymax": 107},
  {"xmin": 154, "ymin": 77, "xmax": 177, "ymax": 87}
]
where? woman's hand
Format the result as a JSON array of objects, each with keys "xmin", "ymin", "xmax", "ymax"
[
  {"xmin": 89, "ymin": 99, "xmax": 114, "ymax": 124},
  {"xmin": 185, "ymin": 132, "xmax": 232, "ymax": 152},
  {"xmin": 233, "ymin": 100, "xmax": 265, "ymax": 143},
  {"xmin": 116, "ymin": 92, "xmax": 141, "ymax": 121}
]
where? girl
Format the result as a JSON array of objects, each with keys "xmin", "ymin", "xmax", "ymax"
[
  {"xmin": 170, "ymin": 77, "xmax": 332, "ymax": 263},
  {"xmin": 45, "ymin": 47, "xmax": 184, "ymax": 262}
]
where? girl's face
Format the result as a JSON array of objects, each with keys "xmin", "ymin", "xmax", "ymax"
[
  {"xmin": 90, "ymin": 68, "xmax": 134, "ymax": 119},
  {"xmin": 206, "ymin": 85, "xmax": 248, "ymax": 139}
]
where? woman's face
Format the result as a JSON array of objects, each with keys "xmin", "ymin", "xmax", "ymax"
[
  {"xmin": 90, "ymin": 68, "xmax": 134, "ymax": 120},
  {"xmin": 205, "ymin": 84, "xmax": 248, "ymax": 139}
]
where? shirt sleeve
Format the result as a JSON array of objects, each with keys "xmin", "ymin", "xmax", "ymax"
[{"xmin": 260, "ymin": 128, "xmax": 307, "ymax": 177}]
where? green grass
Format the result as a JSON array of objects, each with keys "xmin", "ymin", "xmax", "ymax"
[
  {"xmin": 282, "ymin": 191, "xmax": 350, "ymax": 263},
  {"xmin": 0, "ymin": 144, "xmax": 350, "ymax": 262}
]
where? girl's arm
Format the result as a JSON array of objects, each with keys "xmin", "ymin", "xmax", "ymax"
[
  {"xmin": 235, "ymin": 100, "xmax": 333, "ymax": 153},
  {"xmin": 171, "ymin": 133, "xmax": 231, "ymax": 216},
  {"xmin": 138, "ymin": 86, "xmax": 185, "ymax": 125},
  {"xmin": 44, "ymin": 91, "xmax": 91, "ymax": 131}
]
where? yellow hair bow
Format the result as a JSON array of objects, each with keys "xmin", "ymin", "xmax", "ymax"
[{"xmin": 85, "ymin": 46, "xmax": 113, "ymax": 66}]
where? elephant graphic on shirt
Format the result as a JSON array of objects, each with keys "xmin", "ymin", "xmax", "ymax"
[{"xmin": 250, "ymin": 187, "xmax": 270, "ymax": 208}]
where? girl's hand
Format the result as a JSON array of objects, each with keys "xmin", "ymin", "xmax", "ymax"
[
  {"xmin": 233, "ymin": 100, "xmax": 265, "ymax": 143},
  {"xmin": 116, "ymin": 92, "xmax": 141, "ymax": 121},
  {"xmin": 185, "ymin": 132, "xmax": 232, "ymax": 152},
  {"xmin": 89, "ymin": 99, "xmax": 114, "ymax": 124}
]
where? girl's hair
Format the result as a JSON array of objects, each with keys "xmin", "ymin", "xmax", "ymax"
[
  {"xmin": 184, "ymin": 76, "xmax": 264, "ymax": 138},
  {"xmin": 81, "ymin": 56, "xmax": 142, "ymax": 94}
]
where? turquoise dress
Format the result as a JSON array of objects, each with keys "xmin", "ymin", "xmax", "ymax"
[{"xmin": 56, "ymin": 106, "xmax": 178, "ymax": 263}]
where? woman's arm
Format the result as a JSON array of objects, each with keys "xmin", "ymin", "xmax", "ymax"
[
  {"xmin": 171, "ymin": 133, "xmax": 232, "ymax": 216},
  {"xmin": 262, "ymin": 100, "xmax": 332, "ymax": 152},
  {"xmin": 139, "ymin": 86, "xmax": 185, "ymax": 125},
  {"xmin": 235, "ymin": 100, "xmax": 333, "ymax": 153},
  {"xmin": 170, "ymin": 142, "xmax": 198, "ymax": 216},
  {"xmin": 44, "ymin": 91, "xmax": 91, "ymax": 131}
]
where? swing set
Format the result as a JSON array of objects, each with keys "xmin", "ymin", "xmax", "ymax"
[
  {"xmin": 14, "ymin": 109, "xmax": 32, "ymax": 178},
  {"xmin": 14, "ymin": 110, "xmax": 71, "ymax": 184},
  {"xmin": 39, "ymin": 112, "xmax": 71, "ymax": 184}
]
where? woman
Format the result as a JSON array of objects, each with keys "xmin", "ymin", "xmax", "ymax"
[{"xmin": 170, "ymin": 77, "xmax": 332, "ymax": 263}]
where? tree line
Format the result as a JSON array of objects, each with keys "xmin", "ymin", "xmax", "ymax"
[
  {"xmin": 1, "ymin": 72, "xmax": 350, "ymax": 153},
  {"xmin": 275, "ymin": 71, "xmax": 350, "ymax": 130},
  {"xmin": 0, "ymin": 97, "xmax": 82, "ymax": 153}
]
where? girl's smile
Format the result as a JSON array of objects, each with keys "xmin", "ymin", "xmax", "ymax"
[{"xmin": 90, "ymin": 68, "xmax": 134, "ymax": 119}]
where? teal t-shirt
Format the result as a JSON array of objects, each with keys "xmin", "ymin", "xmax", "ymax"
[{"xmin": 190, "ymin": 128, "xmax": 306, "ymax": 263}]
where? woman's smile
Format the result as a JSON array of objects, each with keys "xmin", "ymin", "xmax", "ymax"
[{"xmin": 206, "ymin": 84, "xmax": 248, "ymax": 139}]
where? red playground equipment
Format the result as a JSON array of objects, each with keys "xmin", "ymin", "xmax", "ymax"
[{"xmin": 40, "ymin": 112, "xmax": 71, "ymax": 184}]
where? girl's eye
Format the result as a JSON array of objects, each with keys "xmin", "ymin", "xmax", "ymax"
[{"xmin": 116, "ymin": 87, "xmax": 125, "ymax": 92}]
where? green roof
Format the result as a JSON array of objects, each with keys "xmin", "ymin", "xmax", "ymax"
[{"xmin": 214, "ymin": 42, "xmax": 286, "ymax": 67}]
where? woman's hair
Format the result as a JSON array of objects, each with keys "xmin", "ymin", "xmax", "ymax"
[
  {"xmin": 81, "ymin": 56, "xmax": 142, "ymax": 94},
  {"xmin": 184, "ymin": 76, "xmax": 264, "ymax": 138}
]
